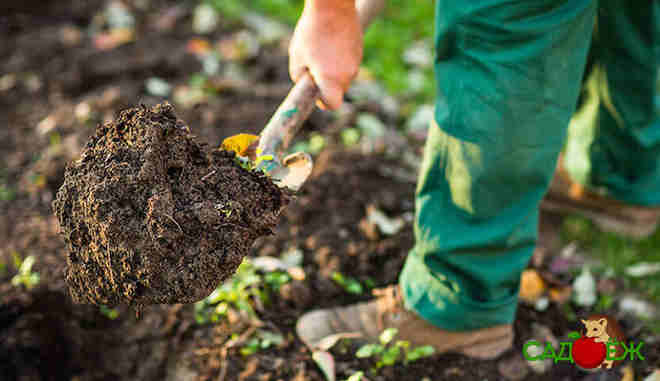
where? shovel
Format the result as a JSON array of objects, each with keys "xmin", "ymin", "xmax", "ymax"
[{"xmin": 242, "ymin": 0, "xmax": 385, "ymax": 191}]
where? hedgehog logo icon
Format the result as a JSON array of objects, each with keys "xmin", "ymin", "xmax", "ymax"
[
  {"xmin": 572, "ymin": 315, "xmax": 625, "ymax": 369},
  {"xmin": 523, "ymin": 313, "xmax": 645, "ymax": 370}
]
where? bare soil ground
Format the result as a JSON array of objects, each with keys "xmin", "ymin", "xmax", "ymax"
[{"xmin": 1, "ymin": 1, "xmax": 657, "ymax": 381}]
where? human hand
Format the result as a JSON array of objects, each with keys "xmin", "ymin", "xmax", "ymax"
[{"xmin": 289, "ymin": 0, "xmax": 363, "ymax": 110}]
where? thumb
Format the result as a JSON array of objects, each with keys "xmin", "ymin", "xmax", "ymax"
[{"xmin": 313, "ymin": 75, "xmax": 345, "ymax": 111}]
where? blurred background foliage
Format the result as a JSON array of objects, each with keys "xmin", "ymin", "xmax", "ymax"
[{"xmin": 206, "ymin": 0, "xmax": 436, "ymax": 101}]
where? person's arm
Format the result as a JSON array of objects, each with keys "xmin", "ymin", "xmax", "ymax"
[{"xmin": 289, "ymin": 0, "xmax": 363, "ymax": 110}]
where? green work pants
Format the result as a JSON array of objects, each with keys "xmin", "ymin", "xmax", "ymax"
[{"xmin": 400, "ymin": 0, "xmax": 660, "ymax": 331}]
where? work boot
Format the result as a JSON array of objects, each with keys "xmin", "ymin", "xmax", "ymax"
[
  {"xmin": 296, "ymin": 286, "xmax": 513, "ymax": 360},
  {"xmin": 541, "ymin": 157, "xmax": 660, "ymax": 239}
]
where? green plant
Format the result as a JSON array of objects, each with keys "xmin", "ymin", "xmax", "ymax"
[
  {"xmin": 355, "ymin": 328, "xmax": 434, "ymax": 368},
  {"xmin": 561, "ymin": 216, "xmax": 660, "ymax": 303},
  {"xmin": 346, "ymin": 371, "xmax": 364, "ymax": 381},
  {"xmin": 234, "ymin": 154, "xmax": 274, "ymax": 172},
  {"xmin": 100, "ymin": 305, "xmax": 120, "ymax": 320},
  {"xmin": 207, "ymin": 0, "xmax": 303, "ymax": 25},
  {"xmin": 11, "ymin": 254, "xmax": 40, "ymax": 290},
  {"xmin": 240, "ymin": 329, "xmax": 285, "ymax": 356},
  {"xmin": 0, "ymin": 169, "xmax": 15, "ymax": 202},
  {"xmin": 0, "ymin": 261, "xmax": 6, "ymax": 276},
  {"xmin": 595, "ymin": 294, "xmax": 614, "ymax": 312},
  {"xmin": 331, "ymin": 271, "xmax": 364, "ymax": 295},
  {"xmin": 263, "ymin": 270, "xmax": 290, "ymax": 292},
  {"xmin": 194, "ymin": 259, "xmax": 291, "ymax": 324},
  {"xmin": 49, "ymin": 132, "xmax": 61, "ymax": 147},
  {"xmin": 0, "ymin": 184, "xmax": 15, "ymax": 201}
]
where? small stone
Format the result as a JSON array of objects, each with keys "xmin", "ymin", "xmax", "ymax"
[
  {"xmin": 573, "ymin": 267, "xmax": 597, "ymax": 307},
  {"xmin": 619, "ymin": 296, "xmax": 657, "ymax": 319},
  {"xmin": 281, "ymin": 247, "xmax": 303, "ymax": 268},
  {"xmin": 106, "ymin": 1, "xmax": 135, "ymax": 29},
  {"xmin": 406, "ymin": 104, "xmax": 434, "ymax": 141},
  {"xmin": 356, "ymin": 113, "xmax": 386, "ymax": 138},
  {"xmin": 0, "ymin": 73, "xmax": 16, "ymax": 92},
  {"xmin": 365, "ymin": 205, "xmax": 405, "ymax": 236},
  {"xmin": 526, "ymin": 323, "xmax": 557, "ymax": 374},
  {"xmin": 192, "ymin": 4, "xmax": 218, "ymax": 34},
  {"xmin": 201, "ymin": 54, "xmax": 220, "ymax": 76},
  {"xmin": 625, "ymin": 262, "xmax": 660, "ymax": 278},
  {"xmin": 145, "ymin": 77, "xmax": 172, "ymax": 97},
  {"xmin": 37, "ymin": 115, "xmax": 57, "ymax": 135},
  {"xmin": 75, "ymin": 102, "xmax": 92, "ymax": 123},
  {"xmin": 242, "ymin": 12, "xmax": 290, "ymax": 44},
  {"xmin": 403, "ymin": 39, "xmax": 433, "ymax": 68},
  {"xmin": 24, "ymin": 73, "xmax": 42, "ymax": 93},
  {"xmin": 406, "ymin": 69, "xmax": 427, "ymax": 94},
  {"xmin": 643, "ymin": 370, "xmax": 660, "ymax": 381},
  {"xmin": 534, "ymin": 296, "xmax": 549, "ymax": 311},
  {"xmin": 218, "ymin": 30, "xmax": 260, "ymax": 61}
]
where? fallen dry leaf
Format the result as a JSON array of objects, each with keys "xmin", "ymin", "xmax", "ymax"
[{"xmin": 519, "ymin": 269, "xmax": 546, "ymax": 303}]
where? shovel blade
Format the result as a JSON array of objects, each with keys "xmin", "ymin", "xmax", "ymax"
[{"xmin": 269, "ymin": 152, "xmax": 313, "ymax": 192}]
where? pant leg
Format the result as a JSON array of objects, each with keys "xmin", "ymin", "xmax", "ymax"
[
  {"xmin": 399, "ymin": 0, "xmax": 596, "ymax": 331},
  {"xmin": 585, "ymin": 1, "xmax": 660, "ymax": 205}
]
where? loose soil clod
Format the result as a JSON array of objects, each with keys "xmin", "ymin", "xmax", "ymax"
[{"xmin": 52, "ymin": 102, "xmax": 288, "ymax": 305}]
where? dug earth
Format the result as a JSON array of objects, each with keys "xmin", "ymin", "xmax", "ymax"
[{"xmin": 52, "ymin": 102, "xmax": 288, "ymax": 305}]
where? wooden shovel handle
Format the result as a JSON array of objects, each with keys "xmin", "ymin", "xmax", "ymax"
[{"xmin": 256, "ymin": 0, "xmax": 385, "ymax": 159}]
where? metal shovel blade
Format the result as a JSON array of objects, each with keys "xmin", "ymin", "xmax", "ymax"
[{"xmin": 268, "ymin": 152, "xmax": 313, "ymax": 192}]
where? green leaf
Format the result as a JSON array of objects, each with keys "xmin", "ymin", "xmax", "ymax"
[
  {"xmin": 380, "ymin": 346, "xmax": 400, "ymax": 366},
  {"xmin": 567, "ymin": 331, "xmax": 581, "ymax": 340},
  {"xmin": 341, "ymin": 128, "xmax": 361, "ymax": 147},
  {"xmin": 395, "ymin": 340, "xmax": 410, "ymax": 350},
  {"xmin": 214, "ymin": 302, "xmax": 228, "ymax": 315},
  {"xmin": 406, "ymin": 345, "xmax": 434, "ymax": 362},
  {"xmin": 331, "ymin": 272, "xmax": 364, "ymax": 295},
  {"xmin": 344, "ymin": 279, "xmax": 364, "ymax": 295},
  {"xmin": 240, "ymin": 338, "xmax": 260, "ymax": 356},
  {"xmin": 308, "ymin": 133, "xmax": 326, "ymax": 154},
  {"xmin": 189, "ymin": 73, "xmax": 207, "ymax": 88},
  {"xmin": 346, "ymin": 371, "xmax": 364, "ymax": 381},
  {"xmin": 100, "ymin": 305, "xmax": 119, "ymax": 320},
  {"xmin": 379, "ymin": 328, "xmax": 398, "ymax": 345},
  {"xmin": 258, "ymin": 330, "xmax": 285, "ymax": 347},
  {"xmin": 255, "ymin": 154, "xmax": 274, "ymax": 166},
  {"xmin": 11, "ymin": 251, "xmax": 22, "ymax": 269},
  {"xmin": 356, "ymin": 344, "xmax": 382, "ymax": 358},
  {"xmin": 264, "ymin": 271, "xmax": 290, "ymax": 291}
]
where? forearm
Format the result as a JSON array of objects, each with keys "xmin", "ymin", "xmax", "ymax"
[
  {"xmin": 292, "ymin": 0, "xmax": 363, "ymax": 109},
  {"xmin": 304, "ymin": 0, "xmax": 358, "ymax": 16},
  {"xmin": 306, "ymin": 0, "xmax": 357, "ymax": 9}
]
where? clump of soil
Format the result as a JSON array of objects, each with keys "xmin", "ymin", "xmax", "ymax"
[{"xmin": 52, "ymin": 102, "xmax": 288, "ymax": 305}]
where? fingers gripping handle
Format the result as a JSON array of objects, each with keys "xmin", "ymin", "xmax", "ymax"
[{"xmin": 256, "ymin": 0, "xmax": 384, "ymax": 166}]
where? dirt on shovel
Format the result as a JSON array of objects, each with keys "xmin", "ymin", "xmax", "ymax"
[{"xmin": 52, "ymin": 102, "xmax": 289, "ymax": 306}]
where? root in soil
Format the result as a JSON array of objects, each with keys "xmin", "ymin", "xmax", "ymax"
[{"xmin": 52, "ymin": 102, "xmax": 288, "ymax": 305}]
